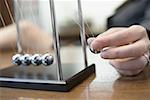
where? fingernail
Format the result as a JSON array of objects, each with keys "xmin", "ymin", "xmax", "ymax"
[
  {"xmin": 101, "ymin": 51, "xmax": 108, "ymax": 58},
  {"xmin": 89, "ymin": 45, "xmax": 101, "ymax": 54}
]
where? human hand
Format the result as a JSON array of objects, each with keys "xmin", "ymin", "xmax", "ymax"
[{"xmin": 89, "ymin": 25, "xmax": 150, "ymax": 76}]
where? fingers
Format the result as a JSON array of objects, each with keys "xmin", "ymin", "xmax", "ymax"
[
  {"xmin": 109, "ymin": 56, "xmax": 147, "ymax": 76},
  {"xmin": 100, "ymin": 38, "xmax": 149, "ymax": 59},
  {"xmin": 97, "ymin": 27, "xmax": 126, "ymax": 37},
  {"xmin": 109, "ymin": 56, "xmax": 147, "ymax": 70},
  {"xmin": 91, "ymin": 25, "xmax": 147, "ymax": 51},
  {"xmin": 117, "ymin": 69, "xmax": 143, "ymax": 76},
  {"xmin": 88, "ymin": 25, "xmax": 149, "ymax": 76},
  {"xmin": 87, "ymin": 28, "xmax": 126, "ymax": 53},
  {"xmin": 87, "ymin": 28, "xmax": 126, "ymax": 45}
]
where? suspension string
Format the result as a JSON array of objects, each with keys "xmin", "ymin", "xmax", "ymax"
[
  {"xmin": 70, "ymin": 14, "xmax": 95, "ymax": 38},
  {"xmin": 77, "ymin": 10, "xmax": 95, "ymax": 38},
  {"xmin": 70, "ymin": 11, "xmax": 95, "ymax": 39},
  {"xmin": 70, "ymin": 17, "xmax": 90, "ymax": 38},
  {"xmin": 15, "ymin": 0, "xmax": 23, "ymax": 54},
  {"xmin": 0, "ymin": 13, "xmax": 6, "ymax": 27},
  {"xmin": 16, "ymin": 1, "xmax": 24, "ymax": 20},
  {"xmin": 84, "ymin": 20, "xmax": 95, "ymax": 37},
  {"xmin": 29, "ymin": 4, "xmax": 37, "ymax": 24},
  {"xmin": 4, "ymin": 0, "xmax": 15, "ymax": 23}
]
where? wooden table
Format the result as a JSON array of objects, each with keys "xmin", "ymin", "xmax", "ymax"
[{"xmin": 0, "ymin": 47, "xmax": 150, "ymax": 100}]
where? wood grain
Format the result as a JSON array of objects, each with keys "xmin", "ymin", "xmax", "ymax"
[{"xmin": 0, "ymin": 0, "xmax": 14, "ymax": 27}]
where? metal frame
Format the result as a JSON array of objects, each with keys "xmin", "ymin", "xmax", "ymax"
[
  {"xmin": 14, "ymin": 0, "xmax": 23, "ymax": 53},
  {"xmin": 0, "ymin": 0, "xmax": 95, "ymax": 92},
  {"xmin": 77, "ymin": 0, "xmax": 88, "ymax": 67},
  {"xmin": 13, "ymin": 0, "xmax": 88, "ymax": 81},
  {"xmin": 49, "ymin": 0, "xmax": 63, "ymax": 81},
  {"xmin": 49, "ymin": 0, "xmax": 88, "ymax": 81}
]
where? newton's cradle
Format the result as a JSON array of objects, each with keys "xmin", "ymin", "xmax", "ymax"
[{"xmin": 0, "ymin": 0, "xmax": 95, "ymax": 92}]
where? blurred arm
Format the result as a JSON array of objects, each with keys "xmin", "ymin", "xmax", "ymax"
[{"xmin": 0, "ymin": 21, "xmax": 53, "ymax": 53}]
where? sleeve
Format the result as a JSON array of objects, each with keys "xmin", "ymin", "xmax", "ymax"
[
  {"xmin": 140, "ymin": 3, "xmax": 150, "ymax": 39},
  {"xmin": 146, "ymin": 28, "xmax": 150, "ymax": 40}
]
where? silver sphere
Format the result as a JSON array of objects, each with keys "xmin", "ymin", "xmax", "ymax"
[
  {"xmin": 41, "ymin": 53, "xmax": 54, "ymax": 66},
  {"xmin": 12, "ymin": 54, "xmax": 22, "ymax": 65},
  {"xmin": 87, "ymin": 38, "xmax": 101, "ymax": 54},
  {"xmin": 31, "ymin": 54, "xmax": 42, "ymax": 66},
  {"xmin": 20, "ymin": 54, "xmax": 31, "ymax": 66}
]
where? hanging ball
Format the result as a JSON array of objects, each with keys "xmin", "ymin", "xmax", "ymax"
[
  {"xmin": 87, "ymin": 37, "xmax": 101, "ymax": 54},
  {"xmin": 20, "ymin": 54, "xmax": 31, "ymax": 66},
  {"xmin": 12, "ymin": 54, "xmax": 22, "ymax": 65},
  {"xmin": 41, "ymin": 53, "xmax": 54, "ymax": 66},
  {"xmin": 31, "ymin": 54, "xmax": 42, "ymax": 66}
]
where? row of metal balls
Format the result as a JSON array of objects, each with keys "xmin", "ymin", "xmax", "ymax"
[{"xmin": 12, "ymin": 53, "xmax": 54, "ymax": 66}]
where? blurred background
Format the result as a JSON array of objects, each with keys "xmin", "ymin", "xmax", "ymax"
[
  {"xmin": 0, "ymin": 0, "xmax": 126, "ymax": 43},
  {"xmin": 0, "ymin": 0, "xmax": 126, "ymax": 65},
  {"xmin": 1, "ymin": 0, "xmax": 149, "ymax": 68}
]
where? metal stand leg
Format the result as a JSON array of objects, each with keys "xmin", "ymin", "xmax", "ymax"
[
  {"xmin": 0, "ymin": 0, "xmax": 95, "ymax": 92},
  {"xmin": 77, "ymin": 0, "xmax": 88, "ymax": 67},
  {"xmin": 14, "ymin": 0, "xmax": 23, "ymax": 54},
  {"xmin": 49, "ymin": 0, "xmax": 63, "ymax": 81}
]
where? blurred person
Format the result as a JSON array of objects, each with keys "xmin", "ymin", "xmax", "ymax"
[
  {"xmin": 90, "ymin": 25, "xmax": 150, "ymax": 76},
  {"xmin": 107, "ymin": 0, "xmax": 150, "ymax": 30},
  {"xmin": 89, "ymin": 0, "xmax": 150, "ymax": 76},
  {"xmin": 0, "ymin": 21, "xmax": 52, "ymax": 53},
  {"xmin": 1, "ymin": 0, "xmax": 150, "ymax": 77}
]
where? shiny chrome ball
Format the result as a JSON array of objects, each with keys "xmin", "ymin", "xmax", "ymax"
[
  {"xmin": 20, "ymin": 54, "xmax": 31, "ymax": 66},
  {"xmin": 87, "ymin": 37, "xmax": 101, "ymax": 54},
  {"xmin": 12, "ymin": 54, "xmax": 22, "ymax": 65},
  {"xmin": 41, "ymin": 53, "xmax": 54, "ymax": 66},
  {"xmin": 31, "ymin": 54, "xmax": 42, "ymax": 66}
]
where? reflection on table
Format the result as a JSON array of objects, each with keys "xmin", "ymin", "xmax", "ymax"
[{"xmin": 0, "ymin": 46, "xmax": 150, "ymax": 100}]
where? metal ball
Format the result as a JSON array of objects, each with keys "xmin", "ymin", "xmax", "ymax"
[
  {"xmin": 31, "ymin": 54, "xmax": 42, "ymax": 66},
  {"xmin": 20, "ymin": 54, "xmax": 31, "ymax": 66},
  {"xmin": 12, "ymin": 54, "xmax": 22, "ymax": 65},
  {"xmin": 89, "ymin": 46, "xmax": 101, "ymax": 54},
  {"xmin": 87, "ymin": 37, "xmax": 101, "ymax": 54},
  {"xmin": 41, "ymin": 53, "xmax": 54, "ymax": 66}
]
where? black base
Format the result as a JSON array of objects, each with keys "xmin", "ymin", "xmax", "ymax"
[{"xmin": 0, "ymin": 63, "xmax": 95, "ymax": 92}]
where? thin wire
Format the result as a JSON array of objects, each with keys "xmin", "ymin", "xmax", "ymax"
[
  {"xmin": 0, "ymin": 13, "xmax": 6, "ymax": 27},
  {"xmin": 70, "ymin": 11, "xmax": 95, "ymax": 38},
  {"xmin": 14, "ymin": 0, "xmax": 23, "ymax": 53},
  {"xmin": 71, "ymin": 17, "xmax": 90, "ymax": 38},
  {"xmin": 49, "ymin": 0, "xmax": 63, "ymax": 80},
  {"xmin": 84, "ymin": 20, "xmax": 95, "ymax": 37},
  {"xmin": 78, "ymin": 0, "xmax": 88, "ymax": 67},
  {"xmin": 16, "ymin": 1, "xmax": 24, "ymax": 20},
  {"xmin": 4, "ymin": 0, "xmax": 14, "ymax": 23},
  {"xmin": 77, "ymin": 10, "xmax": 95, "ymax": 38},
  {"xmin": 29, "ymin": 3, "xmax": 37, "ymax": 24}
]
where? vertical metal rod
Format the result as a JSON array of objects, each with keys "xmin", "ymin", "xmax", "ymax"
[
  {"xmin": 14, "ymin": 0, "xmax": 23, "ymax": 53},
  {"xmin": 49, "ymin": 0, "xmax": 63, "ymax": 80},
  {"xmin": 77, "ymin": 0, "xmax": 88, "ymax": 67}
]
